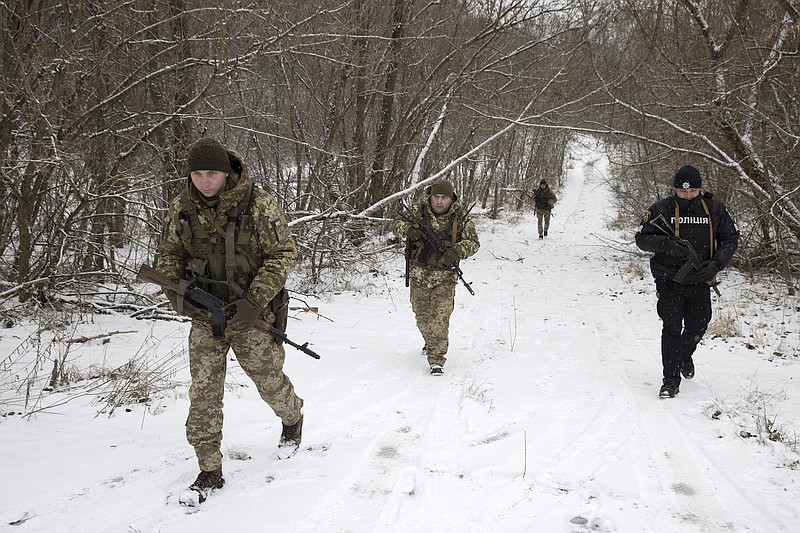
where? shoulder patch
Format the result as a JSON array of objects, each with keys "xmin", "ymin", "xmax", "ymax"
[{"xmin": 272, "ymin": 213, "xmax": 291, "ymax": 242}]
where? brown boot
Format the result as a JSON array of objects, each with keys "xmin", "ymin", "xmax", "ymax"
[
  {"xmin": 180, "ymin": 468, "xmax": 224, "ymax": 506},
  {"xmin": 277, "ymin": 414, "xmax": 303, "ymax": 459},
  {"xmin": 190, "ymin": 468, "xmax": 224, "ymax": 491}
]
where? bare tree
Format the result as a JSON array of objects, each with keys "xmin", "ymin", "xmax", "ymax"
[{"xmin": 573, "ymin": 0, "xmax": 799, "ymax": 288}]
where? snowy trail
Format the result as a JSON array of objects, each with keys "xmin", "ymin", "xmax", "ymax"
[
  {"xmin": 3, "ymin": 138, "xmax": 799, "ymax": 533},
  {"xmin": 509, "ymin": 143, "xmax": 787, "ymax": 532},
  {"xmin": 290, "ymin": 140, "xmax": 787, "ymax": 532}
]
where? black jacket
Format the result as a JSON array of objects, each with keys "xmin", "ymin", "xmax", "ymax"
[{"xmin": 635, "ymin": 192, "xmax": 739, "ymax": 285}]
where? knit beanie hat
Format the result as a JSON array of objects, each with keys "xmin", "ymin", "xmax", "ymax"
[
  {"xmin": 430, "ymin": 180, "xmax": 455, "ymax": 199},
  {"xmin": 186, "ymin": 138, "xmax": 232, "ymax": 174},
  {"xmin": 673, "ymin": 165, "xmax": 702, "ymax": 189}
]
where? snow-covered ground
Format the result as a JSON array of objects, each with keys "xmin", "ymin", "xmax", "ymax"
[{"xmin": 2, "ymin": 140, "xmax": 799, "ymax": 532}]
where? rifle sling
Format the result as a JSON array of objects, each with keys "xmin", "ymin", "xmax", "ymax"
[{"xmin": 176, "ymin": 279, "xmax": 191, "ymax": 315}]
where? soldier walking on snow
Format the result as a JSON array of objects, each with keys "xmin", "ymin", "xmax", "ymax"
[
  {"xmin": 635, "ymin": 165, "xmax": 739, "ymax": 399},
  {"xmin": 393, "ymin": 180, "xmax": 480, "ymax": 375},
  {"xmin": 533, "ymin": 179, "xmax": 557, "ymax": 239},
  {"xmin": 157, "ymin": 138, "xmax": 305, "ymax": 502}
]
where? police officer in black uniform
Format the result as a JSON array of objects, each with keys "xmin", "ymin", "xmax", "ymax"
[{"xmin": 635, "ymin": 165, "xmax": 739, "ymax": 398}]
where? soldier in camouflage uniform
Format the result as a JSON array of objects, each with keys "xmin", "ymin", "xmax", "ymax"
[
  {"xmin": 533, "ymin": 179, "xmax": 557, "ymax": 239},
  {"xmin": 392, "ymin": 180, "xmax": 480, "ymax": 375},
  {"xmin": 157, "ymin": 138, "xmax": 304, "ymax": 497}
]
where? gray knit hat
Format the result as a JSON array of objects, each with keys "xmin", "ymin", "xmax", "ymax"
[{"xmin": 186, "ymin": 138, "xmax": 232, "ymax": 174}]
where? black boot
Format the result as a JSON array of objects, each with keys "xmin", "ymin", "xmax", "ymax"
[
  {"xmin": 658, "ymin": 383, "xmax": 680, "ymax": 399},
  {"xmin": 681, "ymin": 357, "xmax": 695, "ymax": 379}
]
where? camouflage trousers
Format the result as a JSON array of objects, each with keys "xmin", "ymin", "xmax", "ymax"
[
  {"xmin": 187, "ymin": 320, "xmax": 303, "ymax": 471},
  {"xmin": 409, "ymin": 280, "xmax": 456, "ymax": 366},
  {"xmin": 536, "ymin": 208, "xmax": 552, "ymax": 236}
]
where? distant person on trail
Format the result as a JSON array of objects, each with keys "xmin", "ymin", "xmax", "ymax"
[
  {"xmin": 533, "ymin": 179, "xmax": 557, "ymax": 239},
  {"xmin": 156, "ymin": 138, "xmax": 304, "ymax": 504},
  {"xmin": 392, "ymin": 179, "xmax": 480, "ymax": 376},
  {"xmin": 634, "ymin": 165, "xmax": 739, "ymax": 399}
]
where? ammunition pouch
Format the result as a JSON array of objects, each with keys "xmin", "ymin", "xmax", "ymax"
[
  {"xmin": 270, "ymin": 287, "xmax": 290, "ymax": 343},
  {"xmin": 211, "ymin": 307, "xmax": 228, "ymax": 338}
]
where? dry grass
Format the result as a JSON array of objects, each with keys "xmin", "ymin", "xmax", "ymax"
[{"xmin": 706, "ymin": 306, "xmax": 741, "ymax": 338}]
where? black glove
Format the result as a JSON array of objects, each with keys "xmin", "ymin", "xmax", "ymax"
[
  {"xmin": 664, "ymin": 239, "xmax": 692, "ymax": 259},
  {"xmin": 406, "ymin": 225, "xmax": 423, "ymax": 241},
  {"xmin": 695, "ymin": 260, "xmax": 720, "ymax": 281},
  {"xmin": 229, "ymin": 296, "xmax": 262, "ymax": 330},
  {"xmin": 441, "ymin": 247, "xmax": 460, "ymax": 267}
]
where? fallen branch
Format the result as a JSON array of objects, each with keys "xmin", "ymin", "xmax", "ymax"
[
  {"xmin": 0, "ymin": 278, "xmax": 49, "ymax": 300},
  {"xmin": 290, "ymin": 306, "xmax": 319, "ymax": 313},
  {"xmin": 490, "ymin": 251, "xmax": 524, "ymax": 262},
  {"xmin": 64, "ymin": 330, "xmax": 137, "ymax": 345}
]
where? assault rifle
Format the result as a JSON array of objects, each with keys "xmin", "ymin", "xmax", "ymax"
[
  {"xmin": 397, "ymin": 202, "xmax": 475, "ymax": 295},
  {"xmin": 648, "ymin": 214, "xmax": 721, "ymax": 296},
  {"xmin": 137, "ymin": 264, "xmax": 321, "ymax": 359}
]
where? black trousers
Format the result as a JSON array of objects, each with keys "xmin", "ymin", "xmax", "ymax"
[{"xmin": 655, "ymin": 279, "xmax": 712, "ymax": 386}]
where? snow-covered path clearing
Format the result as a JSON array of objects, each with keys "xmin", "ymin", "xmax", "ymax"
[{"xmin": 2, "ymin": 140, "xmax": 799, "ymax": 532}]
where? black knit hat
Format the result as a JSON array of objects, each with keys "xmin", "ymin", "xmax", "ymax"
[
  {"xmin": 673, "ymin": 165, "xmax": 702, "ymax": 189},
  {"xmin": 430, "ymin": 180, "xmax": 455, "ymax": 199},
  {"xmin": 186, "ymin": 138, "xmax": 232, "ymax": 174}
]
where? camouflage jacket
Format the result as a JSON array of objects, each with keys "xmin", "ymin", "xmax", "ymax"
[
  {"xmin": 392, "ymin": 193, "xmax": 480, "ymax": 288},
  {"xmin": 156, "ymin": 149, "xmax": 297, "ymax": 321}
]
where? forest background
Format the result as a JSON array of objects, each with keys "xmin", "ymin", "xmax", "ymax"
[{"xmin": 0, "ymin": 1, "xmax": 798, "ymax": 323}]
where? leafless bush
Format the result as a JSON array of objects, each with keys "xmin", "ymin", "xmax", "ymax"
[
  {"xmin": 708, "ymin": 377, "xmax": 799, "ymax": 466},
  {"xmin": 706, "ymin": 307, "xmax": 741, "ymax": 339}
]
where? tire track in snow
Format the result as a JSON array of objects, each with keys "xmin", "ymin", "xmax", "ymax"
[
  {"xmin": 2, "ymin": 451, "xmax": 195, "ymax": 533},
  {"xmin": 291, "ymin": 369, "xmax": 449, "ymax": 532},
  {"xmin": 293, "ymin": 219, "xmax": 519, "ymax": 533},
  {"xmin": 634, "ymin": 392, "xmax": 793, "ymax": 532},
  {"xmin": 500, "ymin": 143, "xmax": 785, "ymax": 532}
]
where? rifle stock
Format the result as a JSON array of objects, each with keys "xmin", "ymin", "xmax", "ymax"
[
  {"xmin": 137, "ymin": 264, "xmax": 179, "ymax": 292},
  {"xmin": 136, "ymin": 264, "xmax": 321, "ymax": 359}
]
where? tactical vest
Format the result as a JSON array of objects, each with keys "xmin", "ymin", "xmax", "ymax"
[
  {"xmin": 174, "ymin": 184, "xmax": 261, "ymax": 304},
  {"xmin": 411, "ymin": 206, "xmax": 461, "ymax": 269},
  {"xmin": 672, "ymin": 197, "xmax": 715, "ymax": 262}
]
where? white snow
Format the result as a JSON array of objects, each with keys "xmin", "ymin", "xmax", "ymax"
[{"xmin": 2, "ymin": 139, "xmax": 799, "ymax": 532}]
